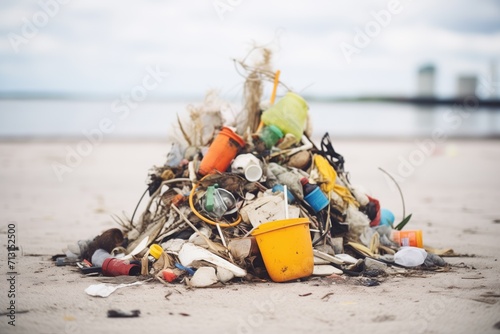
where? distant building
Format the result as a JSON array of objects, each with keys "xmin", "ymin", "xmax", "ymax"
[
  {"xmin": 456, "ymin": 75, "xmax": 477, "ymax": 97},
  {"xmin": 490, "ymin": 60, "xmax": 498, "ymax": 98},
  {"xmin": 417, "ymin": 65, "xmax": 435, "ymax": 97}
]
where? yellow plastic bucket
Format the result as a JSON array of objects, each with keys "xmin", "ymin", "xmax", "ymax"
[{"xmin": 251, "ymin": 218, "xmax": 314, "ymax": 282}]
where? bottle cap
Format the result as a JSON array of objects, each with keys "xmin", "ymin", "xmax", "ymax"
[
  {"xmin": 304, "ymin": 187, "xmax": 329, "ymax": 212},
  {"xmin": 300, "ymin": 177, "xmax": 309, "ymax": 186},
  {"xmin": 267, "ymin": 125, "xmax": 284, "ymax": 139},
  {"xmin": 149, "ymin": 244, "xmax": 163, "ymax": 260}
]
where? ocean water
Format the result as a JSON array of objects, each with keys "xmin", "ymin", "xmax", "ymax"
[{"xmin": 0, "ymin": 99, "xmax": 499, "ymax": 139}]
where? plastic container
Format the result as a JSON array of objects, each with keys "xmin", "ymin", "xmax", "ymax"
[
  {"xmin": 380, "ymin": 208, "xmax": 395, "ymax": 226},
  {"xmin": 204, "ymin": 186, "xmax": 227, "ymax": 219},
  {"xmin": 300, "ymin": 178, "xmax": 329, "ymax": 213},
  {"xmin": 198, "ymin": 127, "xmax": 245, "ymax": 176},
  {"xmin": 261, "ymin": 92, "xmax": 309, "ymax": 142},
  {"xmin": 162, "ymin": 269, "xmax": 178, "ymax": 283},
  {"xmin": 102, "ymin": 258, "xmax": 140, "ymax": 276},
  {"xmin": 251, "ymin": 218, "xmax": 314, "ymax": 282},
  {"xmin": 231, "ymin": 153, "xmax": 263, "ymax": 182},
  {"xmin": 391, "ymin": 230, "xmax": 424, "ymax": 248},
  {"xmin": 271, "ymin": 184, "xmax": 295, "ymax": 204},
  {"xmin": 260, "ymin": 125, "xmax": 283, "ymax": 149}
]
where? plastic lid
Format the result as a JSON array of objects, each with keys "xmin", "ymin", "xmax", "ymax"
[
  {"xmin": 267, "ymin": 125, "xmax": 284, "ymax": 138},
  {"xmin": 149, "ymin": 244, "xmax": 163, "ymax": 260},
  {"xmin": 300, "ymin": 177, "xmax": 309, "ymax": 186}
]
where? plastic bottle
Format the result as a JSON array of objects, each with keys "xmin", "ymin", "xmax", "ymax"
[
  {"xmin": 259, "ymin": 125, "xmax": 283, "ymax": 149},
  {"xmin": 300, "ymin": 178, "xmax": 329, "ymax": 213},
  {"xmin": 301, "ymin": 178, "xmax": 317, "ymax": 196},
  {"xmin": 391, "ymin": 230, "xmax": 423, "ymax": 248}
]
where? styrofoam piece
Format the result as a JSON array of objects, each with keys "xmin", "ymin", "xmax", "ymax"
[{"xmin": 312, "ymin": 265, "xmax": 343, "ymax": 276}]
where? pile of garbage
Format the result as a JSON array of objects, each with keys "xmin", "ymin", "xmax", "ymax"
[{"xmin": 57, "ymin": 49, "xmax": 450, "ymax": 290}]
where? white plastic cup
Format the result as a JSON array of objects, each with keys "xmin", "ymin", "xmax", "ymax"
[
  {"xmin": 231, "ymin": 154, "xmax": 262, "ymax": 182},
  {"xmin": 244, "ymin": 164, "xmax": 263, "ymax": 182}
]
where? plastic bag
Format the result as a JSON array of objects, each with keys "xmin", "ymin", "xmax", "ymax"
[{"xmin": 394, "ymin": 246, "xmax": 427, "ymax": 267}]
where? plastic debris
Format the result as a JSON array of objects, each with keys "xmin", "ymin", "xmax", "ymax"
[
  {"xmin": 313, "ymin": 265, "xmax": 343, "ymax": 276},
  {"xmin": 102, "ymin": 258, "xmax": 140, "ymax": 277},
  {"xmin": 178, "ymin": 243, "xmax": 246, "ymax": 278},
  {"xmin": 188, "ymin": 267, "xmax": 218, "ymax": 288},
  {"xmin": 364, "ymin": 257, "xmax": 388, "ymax": 272},
  {"xmin": 91, "ymin": 249, "xmax": 111, "ymax": 267},
  {"xmin": 216, "ymin": 266, "xmax": 235, "ymax": 283},
  {"xmin": 107, "ymin": 309, "xmax": 141, "ymax": 318},
  {"xmin": 55, "ymin": 48, "xmax": 456, "ymax": 291},
  {"xmin": 85, "ymin": 282, "xmax": 144, "ymax": 298},
  {"xmin": 423, "ymin": 252, "xmax": 447, "ymax": 267},
  {"xmin": 394, "ymin": 247, "xmax": 428, "ymax": 267}
]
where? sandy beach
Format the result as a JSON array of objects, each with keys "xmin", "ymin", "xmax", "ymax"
[{"xmin": 1, "ymin": 138, "xmax": 499, "ymax": 334}]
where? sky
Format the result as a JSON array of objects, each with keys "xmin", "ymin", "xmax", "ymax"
[{"xmin": 1, "ymin": 0, "xmax": 500, "ymax": 99}]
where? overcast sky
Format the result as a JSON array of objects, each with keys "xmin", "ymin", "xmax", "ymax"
[{"xmin": 1, "ymin": 0, "xmax": 499, "ymax": 99}]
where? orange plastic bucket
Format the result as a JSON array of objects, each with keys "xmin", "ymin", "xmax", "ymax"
[
  {"xmin": 252, "ymin": 218, "xmax": 314, "ymax": 282},
  {"xmin": 198, "ymin": 127, "xmax": 245, "ymax": 176},
  {"xmin": 391, "ymin": 230, "xmax": 423, "ymax": 248}
]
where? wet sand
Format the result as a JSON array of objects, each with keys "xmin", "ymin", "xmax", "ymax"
[{"xmin": 0, "ymin": 139, "xmax": 499, "ymax": 334}]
